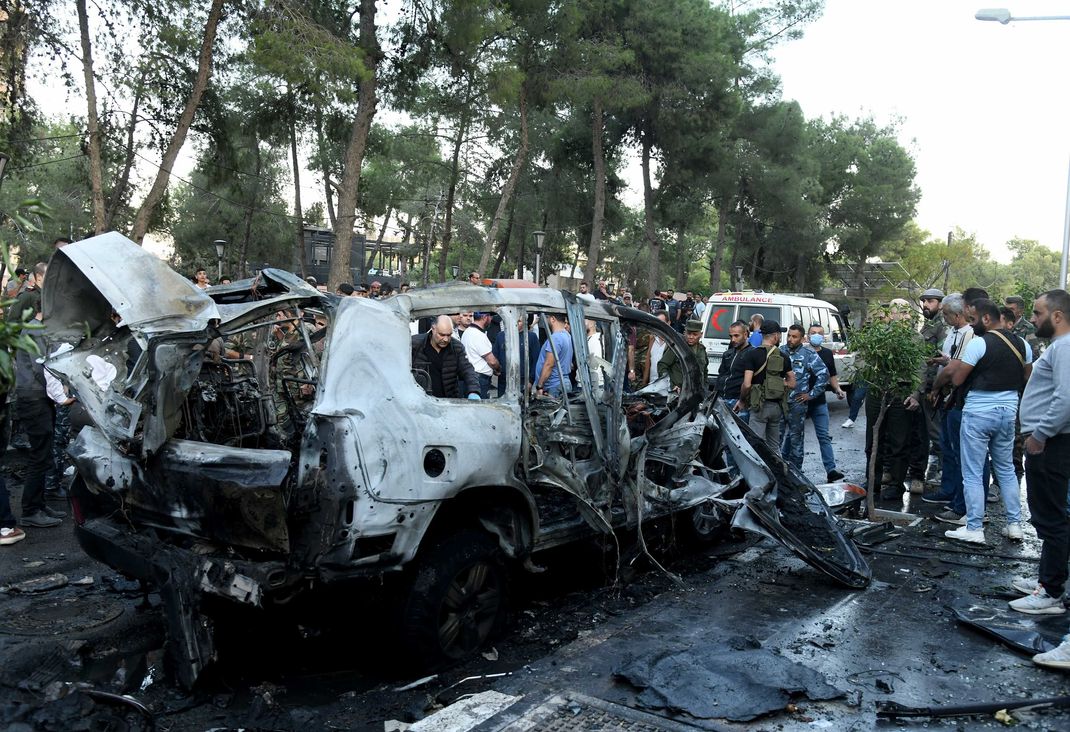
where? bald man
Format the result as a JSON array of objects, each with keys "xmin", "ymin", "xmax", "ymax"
[{"xmin": 410, "ymin": 315, "xmax": 481, "ymax": 399}]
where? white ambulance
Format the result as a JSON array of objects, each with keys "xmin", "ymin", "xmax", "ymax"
[{"xmin": 700, "ymin": 291, "xmax": 855, "ymax": 390}]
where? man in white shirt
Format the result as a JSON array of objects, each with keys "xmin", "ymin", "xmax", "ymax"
[
  {"xmin": 461, "ymin": 312, "xmax": 500, "ymax": 399},
  {"xmin": 926, "ymin": 293, "xmax": 974, "ymax": 512}
]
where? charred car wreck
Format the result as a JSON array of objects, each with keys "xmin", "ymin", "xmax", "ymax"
[{"xmin": 47, "ymin": 233, "xmax": 870, "ymax": 688}]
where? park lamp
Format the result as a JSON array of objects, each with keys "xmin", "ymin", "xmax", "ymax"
[
  {"xmin": 451, "ymin": 264, "xmax": 459, "ymax": 279},
  {"xmin": 213, "ymin": 239, "xmax": 226, "ymax": 282},
  {"xmin": 533, "ymin": 230, "xmax": 546, "ymax": 255}
]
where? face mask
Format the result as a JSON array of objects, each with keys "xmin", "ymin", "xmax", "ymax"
[{"xmin": 808, "ymin": 334, "xmax": 824, "ymax": 347}]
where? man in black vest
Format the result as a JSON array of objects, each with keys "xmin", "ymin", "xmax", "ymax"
[
  {"xmin": 938, "ymin": 299, "xmax": 1031, "ymax": 545},
  {"xmin": 411, "ymin": 315, "xmax": 481, "ymax": 400}
]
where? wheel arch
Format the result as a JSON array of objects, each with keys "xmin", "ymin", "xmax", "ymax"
[{"xmin": 421, "ymin": 483, "xmax": 538, "ymax": 560}]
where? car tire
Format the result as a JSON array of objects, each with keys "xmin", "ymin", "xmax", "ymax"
[{"xmin": 399, "ymin": 530, "xmax": 509, "ymax": 669}]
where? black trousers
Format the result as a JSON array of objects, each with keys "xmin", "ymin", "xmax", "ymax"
[
  {"xmin": 19, "ymin": 398, "xmax": 54, "ymax": 516},
  {"xmin": 1025, "ymin": 433, "xmax": 1070, "ymax": 597},
  {"xmin": 865, "ymin": 391, "xmax": 911, "ymax": 487}
]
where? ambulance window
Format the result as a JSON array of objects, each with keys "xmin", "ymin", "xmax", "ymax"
[{"xmin": 703, "ymin": 304, "xmax": 737, "ymax": 339}]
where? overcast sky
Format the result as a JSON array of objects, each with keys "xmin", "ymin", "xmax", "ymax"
[{"xmin": 768, "ymin": 0, "xmax": 1070, "ymax": 262}]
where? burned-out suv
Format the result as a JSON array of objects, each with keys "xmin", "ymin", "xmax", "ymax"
[{"xmin": 49, "ymin": 234, "xmax": 869, "ymax": 687}]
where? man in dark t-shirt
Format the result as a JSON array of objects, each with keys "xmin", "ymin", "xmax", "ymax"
[{"xmin": 737, "ymin": 321, "xmax": 795, "ymax": 448}]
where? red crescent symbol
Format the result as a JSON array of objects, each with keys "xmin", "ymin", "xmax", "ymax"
[{"xmin": 711, "ymin": 308, "xmax": 727, "ymax": 332}]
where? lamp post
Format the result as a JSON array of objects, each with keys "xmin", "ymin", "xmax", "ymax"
[
  {"xmin": 451, "ymin": 264, "xmax": 459, "ymax": 279},
  {"xmin": 976, "ymin": 9, "xmax": 1070, "ymax": 288},
  {"xmin": 533, "ymin": 230, "xmax": 546, "ymax": 285},
  {"xmin": 975, "ymin": 8, "xmax": 1070, "ymax": 23},
  {"xmin": 213, "ymin": 239, "xmax": 226, "ymax": 283}
]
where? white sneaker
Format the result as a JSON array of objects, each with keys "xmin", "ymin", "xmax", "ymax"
[
  {"xmin": 944, "ymin": 526, "xmax": 986, "ymax": 544},
  {"xmin": 1001, "ymin": 523, "xmax": 1024, "ymax": 541},
  {"xmin": 841, "ymin": 419, "xmax": 854, "ymax": 428},
  {"xmin": 0, "ymin": 527, "xmax": 26, "ymax": 546},
  {"xmin": 1012, "ymin": 577, "xmax": 1039, "ymax": 595},
  {"xmin": 1033, "ymin": 638, "xmax": 1070, "ymax": 669},
  {"xmin": 1009, "ymin": 588, "xmax": 1066, "ymax": 615}
]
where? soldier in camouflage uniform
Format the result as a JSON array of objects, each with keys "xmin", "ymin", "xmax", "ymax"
[
  {"xmin": 659, "ymin": 320, "xmax": 708, "ymax": 395},
  {"xmin": 269, "ymin": 310, "xmax": 315, "ymax": 444},
  {"xmin": 909, "ymin": 288, "xmax": 948, "ymax": 488},
  {"xmin": 1005, "ymin": 296, "xmax": 1041, "ymax": 480}
]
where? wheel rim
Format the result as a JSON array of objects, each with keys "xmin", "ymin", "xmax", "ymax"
[
  {"xmin": 437, "ymin": 561, "xmax": 502, "ymax": 658},
  {"xmin": 692, "ymin": 504, "xmax": 721, "ymax": 536}
]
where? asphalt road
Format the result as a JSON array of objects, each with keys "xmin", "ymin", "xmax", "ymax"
[{"xmin": 6, "ymin": 398, "xmax": 1061, "ymax": 730}]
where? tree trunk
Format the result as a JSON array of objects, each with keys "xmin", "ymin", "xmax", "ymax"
[
  {"xmin": 76, "ymin": 0, "xmax": 105, "ymax": 233},
  {"xmin": 491, "ymin": 198, "xmax": 515, "ymax": 278},
  {"xmin": 130, "ymin": 0, "xmax": 225, "ymax": 243},
  {"xmin": 314, "ymin": 104, "xmax": 336, "ymax": 228},
  {"xmin": 365, "ymin": 205, "xmax": 392, "ymax": 270},
  {"xmin": 238, "ymin": 140, "xmax": 262, "ymax": 280},
  {"xmin": 289, "ymin": 89, "xmax": 308, "ymax": 279},
  {"xmin": 583, "ymin": 97, "xmax": 606, "ymax": 289},
  {"xmin": 328, "ymin": 0, "xmax": 379, "ymax": 289},
  {"xmin": 710, "ymin": 200, "xmax": 728, "ymax": 290},
  {"xmin": 105, "ymin": 66, "xmax": 145, "ymax": 230},
  {"xmin": 437, "ymin": 103, "xmax": 471, "ymax": 282},
  {"xmin": 478, "ymin": 85, "xmax": 528, "ymax": 276},
  {"xmin": 866, "ymin": 398, "xmax": 887, "ymax": 521},
  {"xmin": 641, "ymin": 128, "xmax": 659, "ymax": 297},
  {"xmin": 399, "ymin": 213, "xmax": 412, "ymax": 282},
  {"xmin": 674, "ymin": 225, "xmax": 688, "ymax": 291}
]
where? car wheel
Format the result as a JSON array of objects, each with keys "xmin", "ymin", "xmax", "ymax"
[
  {"xmin": 399, "ymin": 530, "xmax": 508, "ymax": 668},
  {"xmin": 680, "ymin": 500, "xmax": 728, "ymax": 546}
]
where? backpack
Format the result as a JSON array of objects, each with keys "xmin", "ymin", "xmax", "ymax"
[{"xmin": 749, "ymin": 346, "xmax": 787, "ymax": 410}]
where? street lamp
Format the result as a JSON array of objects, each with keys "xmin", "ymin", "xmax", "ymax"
[
  {"xmin": 213, "ymin": 239, "xmax": 226, "ymax": 282},
  {"xmin": 976, "ymin": 9, "xmax": 1070, "ymax": 288},
  {"xmin": 975, "ymin": 8, "xmax": 1070, "ymax": 23},
  {"xmin": 451, "ymin": 264, "xmax": 459, "ymax": 279},
  {"xmin": 533, "ymin": 230, "xmax": 546, "ymax": 285}
]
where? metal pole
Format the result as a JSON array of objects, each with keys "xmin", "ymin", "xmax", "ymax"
[
  {"xmin": 217, "ymin": 256, "xmax": 223, "ymax": 282},
  {"xmin": 1061, "ymin": 156, "xmax": 1070, "ymax": 290},
  {"xmin": 944, "ymin": 230, "xmax": 951, "ymax": 293},
  {"xmin": 535, "ymin": 252, "xmax": 541, "ymax": 285}
]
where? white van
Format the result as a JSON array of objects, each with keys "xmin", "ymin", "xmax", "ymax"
[{"xmin": 700, "ymin": 291, "xmax": 855, "ymax": 390}]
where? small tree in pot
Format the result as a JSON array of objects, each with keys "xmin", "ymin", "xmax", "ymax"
[{"xmin": 849, "ymin": 305, "xmax": 933, "ymax": 520}]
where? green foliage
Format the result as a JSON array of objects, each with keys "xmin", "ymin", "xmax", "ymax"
[
  {"xmin": 0, "ymin": 198, "xmax": 48, "ymax": 393},
  {"xmin": 849, "ymin": 314, "xmax": 931, "ymax": 399}
]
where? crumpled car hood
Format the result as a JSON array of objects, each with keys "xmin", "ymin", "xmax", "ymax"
[{"xmin": 44, "ymin": 232, "xmax": 220, "ymax": 339}]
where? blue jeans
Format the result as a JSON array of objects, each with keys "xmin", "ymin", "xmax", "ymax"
[
  {"xmin": 960, "ymin": 407, "xmax": 1021, "ymax": 531},
  {"xmin": 782, "ymin": 401, "xmax": 807, "ymax": 469},
  {"xmin": 941, "ymin": 409, "xmax": 964, "ymax": 508},
  {"xmin": 848, "ymin": 384, "xmax": 868, "ymax": 421},
  {"xmin": 808, "ymin": 401, "xmax": 836, "ymax": 473},
  {"xmin": 477, "ymin": 373, "xmax": 492, "ymax": 399}
]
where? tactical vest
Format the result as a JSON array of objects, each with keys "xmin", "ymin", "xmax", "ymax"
[{"xmin": 749, "ymin": 346, "xmax": 787, "ymax": 410}]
